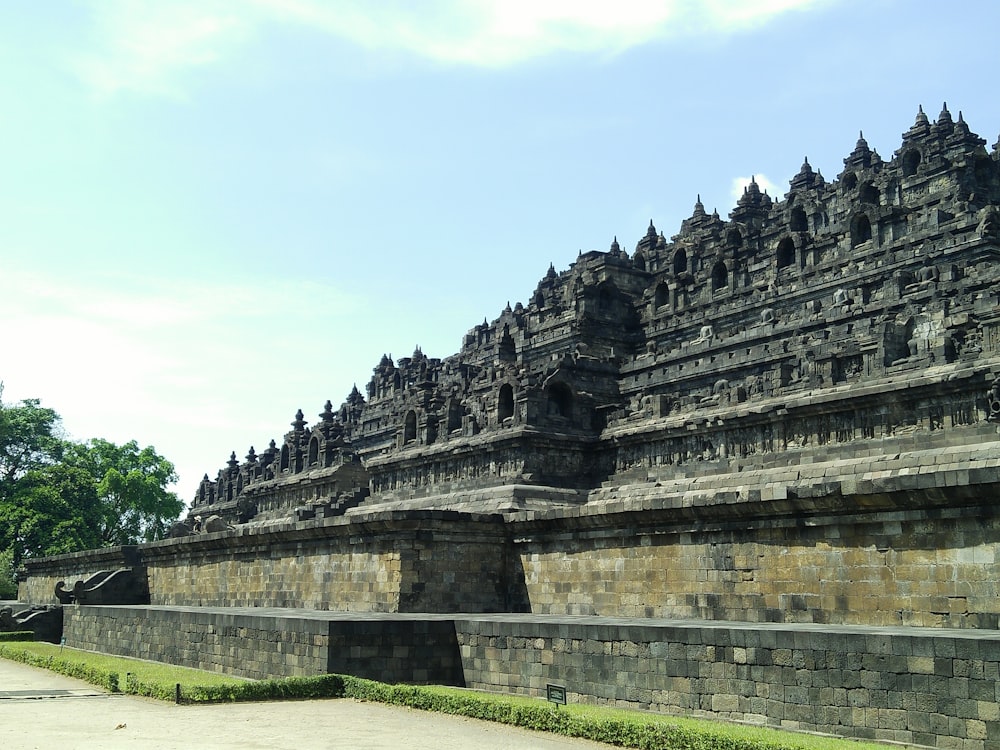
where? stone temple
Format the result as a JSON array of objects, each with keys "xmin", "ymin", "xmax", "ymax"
[
  {"xmin": 190, "ymin": 103, "xmax": 1000, "ymax": 542},
  {"xmin": 16, "ymin": 105, "xmax": 1000, "ymax": 748}
]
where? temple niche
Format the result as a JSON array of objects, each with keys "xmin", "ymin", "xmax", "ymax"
[{"xmin": 190, "ymin": 105, "xmax": 1000, "ymax": 523}]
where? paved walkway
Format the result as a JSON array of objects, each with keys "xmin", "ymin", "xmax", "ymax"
[{"xmin": 0, "ymin": 658, "xmax": 612, "ymax": 750}]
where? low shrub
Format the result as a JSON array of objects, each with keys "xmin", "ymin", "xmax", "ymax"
[{"xmin": 0, "ymin": 631, "xmax": 34, "ymax": 642}]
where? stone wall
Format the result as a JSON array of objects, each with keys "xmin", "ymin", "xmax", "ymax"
[
  {"xmin": 510, "ymin": 439, "xmax": 1000, "ymax": 628},
  {"xmin": 63, "ymin": 606, "xmax": 465, "ymax": 683},
  {"xmin": 144, "ymin": 513, "xmax": 511, "ymax": 612},
  {"xmin": 23, "ymin": 511, "xmax": 514, "ymax": 614},
  {"xmin": 22, "ymin": 460, "xmax": 1000, "ymax": 628},
  {"xmin": 65, "ymin": 606, "xmax": 331, "ymax": 679},
  {"xmin": 454, "ymin": 615, "xmax": 1000, "ymax": 750},
  {"xmin": 60, "ymin": 605, "xmax": 1000, "ymax": 749}
]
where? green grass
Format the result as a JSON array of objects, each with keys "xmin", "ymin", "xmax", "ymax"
[
  {"xmin": 0, "ymin": 641, "xmax": 247, "ymax": 698},
  {"xmin": 0, "ymin": 642, "xmax": 241, "ymax": 685},
  {"xmin": 0, "ymin": 642, "xmax": 902, "ymax": 750},
  {"xmin": 419, "ymin": 685, "xmax": 892, "ymax": 750}
]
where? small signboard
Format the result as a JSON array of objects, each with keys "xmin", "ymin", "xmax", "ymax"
[{"xmin": 546, "ymin": 683, "xmax": 567, "ymax": 707}]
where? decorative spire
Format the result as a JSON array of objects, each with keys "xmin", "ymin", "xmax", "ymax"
[
  {"xmin": 933, "ymin": 102, "xmax": 955, "ymax": 136},
  {"xmin": 291, "ymin": 408, "xmax": 306, "ymax": 431},
  {"xmin": 790, "ymin": 156, "xmax": 817, "ymax": 191},
  {"xmin": 692, "ymin": 195, "xmax": 706, "ymax": 217},
  {"xmin": 609, "ymin": 236, "xmax": 621, "ymax": 255},
  {"xmin": 903, "ymin": 104, "xmax": 931, "ymax": 142},
  {"xmin": 844, "ymin": 131, "xmax": 873, "ymax": 169},
  {"xmin": 227, "ymin": 451, "xmax": 238, "ymax": 469},
  {"xmin": 546, "ymin": 262, "xmax": 557, "ymax": 279},
  {"xmin": 320, "ymin": 400, "xmax": 335, "ymax": 423},
  {"xmin": 954, "ymin": 110, "xmax": 971, "ymax": 136},
  {"xmin": 943, "ymin": 109, "xmax": 986, "ymax": 149},
  {"xmin": 246, "ymin": 446, "xmax": 257, "ymax": 463},
  {"xmin": 737, "ymin": 176, "xmax": 766, "ymax": 210}
]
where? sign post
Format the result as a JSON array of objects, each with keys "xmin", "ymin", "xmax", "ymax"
[{"xmin": 546, "ymin": 683, "xmax": 567, "ymax": 708}]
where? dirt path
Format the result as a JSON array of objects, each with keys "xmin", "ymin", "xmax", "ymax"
[{"xmin": 0, "ymin": 659, "xmax": 614, "ymax": 750}]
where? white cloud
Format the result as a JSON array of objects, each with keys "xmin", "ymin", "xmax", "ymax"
[{"xmin": 71, "ymin": 0, "xmax": 831, "ymax": 96}]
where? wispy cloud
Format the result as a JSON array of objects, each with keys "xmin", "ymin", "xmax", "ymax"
[
  {"xmin": 71, "ymin": 0, "xmax": 831, "ymax": 96},
  {"xmin": 73, "ymin": 2, "xmax": 250, "ymax": 98},
  {"xmin": 1, "ymin": 267, "xmax": 364, "ymax": 497}
]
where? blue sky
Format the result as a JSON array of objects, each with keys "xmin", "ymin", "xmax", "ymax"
[{"xmin": 2, "ymin": 0, "xmax": 998, "ymax": 502}]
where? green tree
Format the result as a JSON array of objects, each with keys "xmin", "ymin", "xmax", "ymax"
[
  {"xmin": 0, "ymin": 388, "xmax": 183, "ymax": 574},
  {"xmin": 64, "ymin": 438, "xmax": 184, "ymax": 546},
  {"xmin": 0, "ymin": 464, "xmax": 102, "ymax": 567},
  {"xmin": 0, "ymin": 548, "xmax": 17, "ymax": 599},
  {"xmin": 0, "ymin": 385, "xmax": 64, "ymax": 491}
]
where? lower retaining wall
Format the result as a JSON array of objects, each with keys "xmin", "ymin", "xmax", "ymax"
[
  {"xmin": 456, "ymin": 616, "xmax": 1000, "ymax": 749},
  {"xmin": 63, "ymin": 606, "xmax": 1000, "ymax": 749},
  {"xmin": 63, "ymin": 606, "xmax": 464, "ymax": 684}
]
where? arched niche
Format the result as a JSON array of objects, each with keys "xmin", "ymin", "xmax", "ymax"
[
  {"xmin": 654, "ymin": 282, "xmax": 669, "ymax": 309},
  {"xmin": 776, "ymin": 237, "xmax": 796, "ymax": 270},
  {"xmin": 308, "ymin": 436, "xmax": 319, "ymax": 466},
  {"xmin": 790, "ymin": 207, "xmax": 808, "ymax": 233},
  {"xmin": 545, "ymin": 382, "xmax": 574, "ymax": 420},
  {"xmin": 279, "ymin": 444, "xmax": 290, "ymax": 472},
  {"xmin": 711, "ymin": 260, "xmax": 728, "ymax": 291},
  {"xmin": 446, "ymin": 399, "xmax": 463, "ymax": 433},
  {"xmin": 673, "ymin": 247, "xmax": 688, "ymax": 275},
  {"xmin": 859, "ymin": 182, "xmax": 880, "ymax": 205},
  {"xmin": 498, "ymin": 384, "xmax": 514, "ymax": 423},
  {"xmin": 403, "ymin": 410, "xmax": 417, "ymax": 443},
  {"xmin": 902, "ymin": 149, "xmax": 921, "ymax": 177},
  {"xmin": 851, "ymin": 214, "xmax": 873, "ymax": 247},
  {"xmin": 727, "ymin": 227, "xmax": 743, "ymax": 251}
]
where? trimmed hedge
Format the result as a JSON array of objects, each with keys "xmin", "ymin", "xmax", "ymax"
[
  {"xmin": 0, "ymin": 645, "xmax": 830, "ymax": 750},
  {"xmin": 0, "ymin": 631, "xmax": 34, "ymax": 642}
]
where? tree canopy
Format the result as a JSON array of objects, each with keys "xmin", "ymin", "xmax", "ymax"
[
  {"xmin": 0, "ymin": 385, "xmax": 183, "ymax": 587},
  {"xmin": 0, "ymin": 393, "xmax": 63, "ymax": 488},
  {"xmin": 64, "ymin": 438, "xmax": 183, "ymax": 546}
]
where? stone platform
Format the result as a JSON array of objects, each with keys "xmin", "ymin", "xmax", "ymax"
[{"xmin": 62, "ymin": 605, "xmax": 1000, "ymax": 749}]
